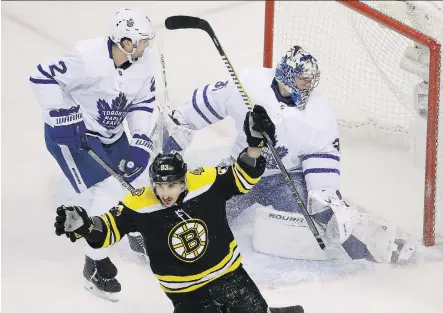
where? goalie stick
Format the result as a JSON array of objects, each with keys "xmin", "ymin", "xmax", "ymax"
[{"xmin": 165, "ymin": 15, "xmax": 326, "ymax": 250}]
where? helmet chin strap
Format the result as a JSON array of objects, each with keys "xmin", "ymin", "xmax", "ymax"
[
  {"xmin": 281, "ymin": 83, "xmax": 293, "ymax": 96},
  {"xmin": 116, "ymin": 42, "xmax": 138, "ymax": 63}
]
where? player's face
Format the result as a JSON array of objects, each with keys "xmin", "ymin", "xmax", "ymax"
[
  {"xmin": 132, "ymin": 39, "xmax": 151, "ymax": 58},
  {"xmin": 279, "ymin": 75, "xmax": 313, "ymax": 97},
  {"xmin": 153, "ymin": 182, "xmax": 183, "ymax": 207},
  {"xmin": 294, "ymin": 74, "xmax": 319, "ymax": 92},
  {"xmin": 294, "ymin": 75, "xmax": 310, "ymax": 91}
]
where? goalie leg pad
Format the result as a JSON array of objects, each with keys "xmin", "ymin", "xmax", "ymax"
[
  {"xmin": 252, "ymin": 205, "xmax": 346, "ymax": 260},
  {"xmin": 307, "ymin": 189, "xmax": 417, "ymax": 263},
  {"xmin": 351, "ymin": 214, "xmax": 417, "ymax": 263},
  {"xmin": 308, "ymin": 189, "xmax": 362, "ymax": 244}
]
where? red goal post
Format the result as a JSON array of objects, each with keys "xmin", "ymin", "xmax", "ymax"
[{"xmin": 263, "ymin": 0, "xmax": 441, "ymax": 246}]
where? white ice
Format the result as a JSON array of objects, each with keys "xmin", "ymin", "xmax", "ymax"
[{"xmin": 2, "ymin": 2, "xmax": 443, "ymax": 313}]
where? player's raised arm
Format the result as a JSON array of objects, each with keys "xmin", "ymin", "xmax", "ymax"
[
  {"xmin": 163, "ymin": 79, "xmax": 240, "ymax": 153},
  {"xmin": 215, "ymin": 104, "xmax": 276, "ymax": 199}
]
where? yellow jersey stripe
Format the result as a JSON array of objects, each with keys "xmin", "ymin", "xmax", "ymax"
[
  {"xmin": 233, "ymin": 166, "xmax": 254, "ymax": 190},
  {"xmin": 155, "ymin": 240, "xmax": 238, "ymax": 282},
  {"xmin": 232, "ymin": 165, "xmax": 249, "ymax": 194},
  {"xmin": 157, "ymin": 247, "xmax": 240, "ymax": 290},
  {"xmin": 98, "ymin": 215, "xmax": 111, "ymax": 248},
  {"xmin": 160, "ymin": 256, "xmax": 242, "ymax": 293},
  {"xmin": 105, "ymin": 212, "xmax": 121, "ymax": 243},
  {"xmin": 102, "ymin": 214, "xmax": 115, "ymax": 244},
  {"xmin": 234, "ymin": 162, "xmax": 261, "ymax": 184}
]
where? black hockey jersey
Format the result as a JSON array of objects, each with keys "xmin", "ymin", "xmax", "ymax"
[{"xmin": 86, "ymin": 154, "xmax": 266, "ymax": 295}]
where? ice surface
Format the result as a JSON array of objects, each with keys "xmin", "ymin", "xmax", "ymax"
[{"xmin": 2, "ymin": 2, "xmax": 442, "ymax": 313}]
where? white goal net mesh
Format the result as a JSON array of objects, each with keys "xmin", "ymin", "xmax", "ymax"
[{"xmin": 267, "ymin": 1, "xmax": 442, "ymax": 245}]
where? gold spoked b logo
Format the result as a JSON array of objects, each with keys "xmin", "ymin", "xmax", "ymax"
[{"xmin": 168, "ymin": 219, "xmax": 208, "ymax": 262}]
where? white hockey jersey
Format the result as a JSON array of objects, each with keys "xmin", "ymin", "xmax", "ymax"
[
  {"xmin": 29, "ymin": 37, "xmax": 157, "ymax": 145},
  {"xmin": 172, "ymin": 67, "xmax": 341, "ymax": 192}
]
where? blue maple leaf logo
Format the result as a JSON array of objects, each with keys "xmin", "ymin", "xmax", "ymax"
[
  {"xmin": 294, "ymin": 63, "xmax": 305, "ymax": 75},
  {"xmin": 96, "ymin": 93, "xmax": 132, "ymax": 130},
  {"xmin": 126, "ymin": 18, "xmax": 134, "ymax": 27},
  {"xmin": 299, "ymin": 53, "xmax": 313, "ymax": 62},
  {"xmin": 261, "ymin": 139, "xmax": 289, "ymax": 169}
]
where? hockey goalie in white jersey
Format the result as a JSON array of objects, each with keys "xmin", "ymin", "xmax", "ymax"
[
  {"xmin": 29, "ymin": 9, "xmax": 159, "ymax": 300},
  {"xmin": 163, "ymin": 45, "xmax": 417, "ymax": 264}
]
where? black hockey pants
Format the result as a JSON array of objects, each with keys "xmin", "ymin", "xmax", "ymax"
[{"xmin": 169, "ymin": 266, "xmax": 269, "ymax": 313}]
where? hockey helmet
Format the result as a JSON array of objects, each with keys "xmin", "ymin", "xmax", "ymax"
[
  {"xmin": 149, "ymin": 153, "xmax": 188, "ymax": 185},
  {"xmin": 109, "ymin": 8, "xmax": 155, "ymax": 56},
  {"xmin": 275, "ymin": 45, "xmax": 320, "ymax": 110}
]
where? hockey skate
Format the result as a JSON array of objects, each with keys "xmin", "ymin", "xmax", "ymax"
[
  {"xmin": 128, "ymin": 233, "xmax": 149, "ymax": 261},
  {"xmin": 390, "ymin": 230, "xmax": 418, "ymax": 264},
  {"xmin": 83, "ymin": 256, "xmax": 121, "ymax": 302}
]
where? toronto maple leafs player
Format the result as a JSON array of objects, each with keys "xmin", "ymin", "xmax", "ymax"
[
  {"xmin": 29, "ymin": 8, "xmax": 159, "ymax": 300},
  {"xmin": 163, "ymin": 45, "xmax": 417, "ymax": 265}
]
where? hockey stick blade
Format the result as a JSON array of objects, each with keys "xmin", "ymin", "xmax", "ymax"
[
  {"xmin": 165, "ymin": 15, "xmax": 211, "ymax": 33},
  {"xmin": 165, "ymin": 15, "xmax": 220, "ymax": 55}
]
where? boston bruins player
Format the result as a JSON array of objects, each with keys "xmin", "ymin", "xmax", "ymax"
[{"xmin": 54, "ymin": 105, "xmax": 303, "ymax": 313}]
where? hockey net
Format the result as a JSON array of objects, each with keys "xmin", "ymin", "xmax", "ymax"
[{"xmin": 263, "ymin": 0, "xmax": 442, "ymax": 246}]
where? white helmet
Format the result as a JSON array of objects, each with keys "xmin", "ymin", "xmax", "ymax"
[{"xmin": 109, "ymin": 8, "xmax": 155, "ymax": 60}]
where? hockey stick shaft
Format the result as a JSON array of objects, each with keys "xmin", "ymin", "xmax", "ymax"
[
  {"xmin": 156, "ymin": 29, "xmax": 172, "ymax": 113},
  {"xmin": 160, "ymin": 53, "xmax": 171, "ymax": 111},
  {"xmin": 165, "ymin": 16, "xmax": 325, "ymax": 250},
  {"xmin": 81, "ymin": 140, "xmax": 144, "ymax": 196}
]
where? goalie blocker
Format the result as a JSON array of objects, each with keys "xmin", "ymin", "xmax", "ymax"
[{"xmin": 253, "ymin": 189, "xmax": 417, "ymax": 263}]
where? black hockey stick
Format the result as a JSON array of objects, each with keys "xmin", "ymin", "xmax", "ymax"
[
  {"xmin": 165, "ymin": 16, "xmax": 325, "ymax": 250},
  {"xmin": 81, "ymin": 140, "xmax": 144, "ymax": 196}
]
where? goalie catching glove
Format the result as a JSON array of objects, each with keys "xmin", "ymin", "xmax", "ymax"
[
  {"xmin": 244, "ymin": 105, "xmax": 276, "ymax": 148},
  {"xmin": 54, "ymin": 205, "xmax": 92, "ymax": 242}
]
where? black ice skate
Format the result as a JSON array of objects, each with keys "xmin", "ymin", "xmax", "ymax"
[
  {"xmin": 128, "ymin": 233, "xmax": 149, "ymax": 261},
  {"xmin": 83, "ymin": 256, "xmax": 121, "ymax": 302}
]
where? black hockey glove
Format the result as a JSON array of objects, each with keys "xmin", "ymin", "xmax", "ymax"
[
  {"xmin": 54, "ymin": 205, "xmax": 92, "ymax": 242},
  {"xmin": 243, "ymin": 105, "xmax": 276, "ymax": 148}
]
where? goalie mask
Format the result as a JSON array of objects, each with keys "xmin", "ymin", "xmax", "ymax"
[
  {"xmin": 109, "ymin": 8, "xmax": 155, "ymax": 62},
  {"xmin": 275, "ymin": 45, "xmax": 320, "ymax": 110}
]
